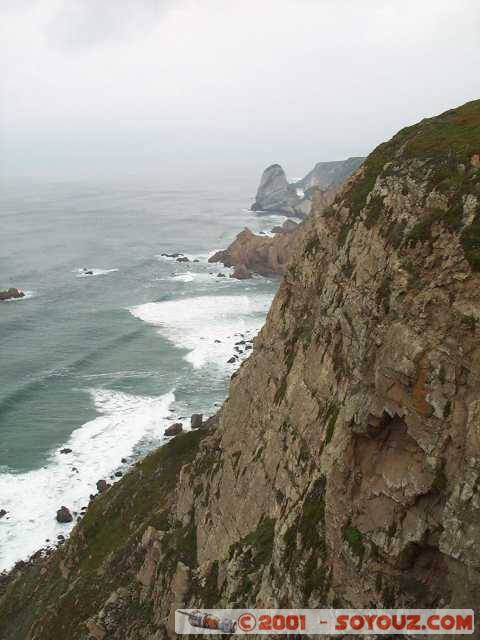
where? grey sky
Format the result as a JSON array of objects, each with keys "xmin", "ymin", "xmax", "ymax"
[{"xmin": 1, "ymin": 0, "xmax": 479, "ymax": 186}]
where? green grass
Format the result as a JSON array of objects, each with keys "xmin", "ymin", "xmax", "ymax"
[
  {"xmin": 344, "ymin": 99, "xmax": 480, "ymax": 226},
  {"xmin": 242, "ymin": 517, "xmax": 276, "ymax": 564},
  {"xmin": 342, "ymin": 523, "xmax": 365, "ymax": 563},
  {"xmin": 324, "ymin": 404, "xmax": 340, "ymax": 446},
  {"xmin": 79, "ymin": 429, "xmax": 207, "ymax": 574}
]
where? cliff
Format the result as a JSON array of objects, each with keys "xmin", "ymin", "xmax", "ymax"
[
  {"xmin": 296, "ymin": 157, "xmax": 364, "ymax": 191},
  {"xmin": 2, "ymin": 99, "xmax": 480, "ymax": 639}
]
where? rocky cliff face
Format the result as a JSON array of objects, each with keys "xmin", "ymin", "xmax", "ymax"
[
  {"xmin": 296, "ymin": 156, "xmax": 364, "ymax": 191},
  {"xmin": 251, "ymin": 158, "xmax": 364, "ymax": 218},
  {"xmin": 2, "ymin": 100, "xmax": 480, "ymax": 640}
]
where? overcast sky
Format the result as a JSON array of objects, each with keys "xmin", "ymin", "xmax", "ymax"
[{"xmin": 1, "ymin": 0, "xmax": 479, "ymax": 187}]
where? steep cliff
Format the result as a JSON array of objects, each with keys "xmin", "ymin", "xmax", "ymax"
[
  {"xmin": 2, "ymin": 100, "xmax": 480, "ymax": 640},
  {"xmin": 296, "ymin": 157, "xmax": 365, "ymax": 191}
]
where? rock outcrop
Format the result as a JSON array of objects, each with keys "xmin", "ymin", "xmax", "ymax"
[
  {"xmin": 55, "ymin": 507, "xmax": 73, "ymax": 524},
  {"xmin": 165, "ymin": 423, "xmax": 183, "ymax": 437},
  {"xmin": 0, "ymin": 288, "xmax": 24, "ymax": 301},
  {"xmin": 251, "ymin": 164, "xmax": 299, "ymax": 215},
  {"xmin": 2, "ymin": 100, "xmax": 480, "ymax": 639},
  {"xmin": 209, "ymin": 226, "xmax": 303, "ymax": 277},
  {"xmin": 296, "ymin": 156, "xmax": 364, "ymax": 191},
  {"xmin": 251, "ymin": 157, "xmax": 364, "ymax": 217}
]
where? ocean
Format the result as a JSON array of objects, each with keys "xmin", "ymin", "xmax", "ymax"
[{"xmin": 0, "ymin": 179, "xmax": 282, "ymax": 571}]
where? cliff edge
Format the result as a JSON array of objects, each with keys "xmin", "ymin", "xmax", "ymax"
[{"xmin": 2, "ymin": 100, "xmax": 480, "ymax": 639}]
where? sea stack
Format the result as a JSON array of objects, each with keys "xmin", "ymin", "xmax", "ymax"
[{"xmin": 251, "ymin": 164, "xmax": 299, "ymax": 214}]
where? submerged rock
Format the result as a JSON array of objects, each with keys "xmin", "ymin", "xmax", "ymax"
[
  {"xmin": 0, "ymin": 509, "xmax": 7, "ymax": 519},
  {"xmin": 59, "ymin": 448, "xmax": 72, "ymax": 454}
]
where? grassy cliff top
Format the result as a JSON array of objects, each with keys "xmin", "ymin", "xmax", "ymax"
[{"xmin": 346, "ymin": 99, "xmax": 480, "ymax": 217}]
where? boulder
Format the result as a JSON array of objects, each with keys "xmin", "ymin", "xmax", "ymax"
[
  {"xmin": 191, "ymin": 414, "xmax": 203, "ymax": 429},
  {"xmin": 176, "ymin": 256, "xmax": 190, "ymax": 263},
  {"xmin": 96, "ymin": 479, "xmax": 109, "ymax": 494},
  {"xmin": 115, "ymin": 471, "xmax": 123, "ymax": 477},
  {"xmin": 0, "ymin": 288, "xmax": 25, "ymax": 301},
  {"xmin": 165, "ymin": 422, "xmax": 183, "ymax": 437},
  {"xmin": 56, "ymin": 506, "xmax": 73, "ymax": 523},
  {"xmin": 227, "ymin": 356, "xmax": 237, "ymax": 364},
  {"xmin": 60, "ymin": 448, "xmax": 72, "ymax": 454},
  {"xmin": 161, "ymin": 253, "xmax": 182, "ymax": 258},
  {"xmin": 0, "ymin": 509, "xmax": 7, "ymax": 519}
]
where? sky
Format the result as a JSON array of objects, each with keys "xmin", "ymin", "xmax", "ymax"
[{"xmin": 1, "ymin": 0, "xmax": 479, "ymax": 187}]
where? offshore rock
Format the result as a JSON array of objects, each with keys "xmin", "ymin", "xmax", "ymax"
[
  {"xmin": 55, "ymin": 507, "xmax": 73, "ymax": 524},
  {"xmin": 0, "ymin": 288, "xmax": 25, "ymax": 301},
  {"xmin": 251, "ymin": 164, "xmax": 299, "ymax": 215}
]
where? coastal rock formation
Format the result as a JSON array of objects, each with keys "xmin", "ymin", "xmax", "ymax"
[
  {"xmin": 296, "ymin": 156, "xmax": 364, "ymax": 191},
  {"xmin": 230, "ymin": 264, "xmax": 252, "ymax": 280},
  {"xmin": 0, "ymin": 288, "xmax": 24, "ymax": 301},
  {"xmin": 251, "ymin": 164, "xmax": 299, "ymax": 214},
  {"xmin": 209, "ymin": 226, "xmax": 303, "ymax": 277},
  {"xmin": 251, "ymin": 157, "xmax": 364, "ymax": 218},
  {"xmin": 2, "ymin": 100, "xmax": 480, "ymax": 639}
]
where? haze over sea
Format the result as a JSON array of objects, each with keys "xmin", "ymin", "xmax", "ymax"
[{"xmin": 0, "ymin": 179, "xmax": 279, "ymax": 571}]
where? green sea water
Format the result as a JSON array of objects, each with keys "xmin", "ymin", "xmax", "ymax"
[{"xmin": 0, "ymin": 179, "xmax": 282, "ymax": 569}]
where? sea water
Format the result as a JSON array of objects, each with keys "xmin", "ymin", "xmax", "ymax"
[{"xmin": 0, "ymin": 179, "xmax": 285, "ymax": 570}]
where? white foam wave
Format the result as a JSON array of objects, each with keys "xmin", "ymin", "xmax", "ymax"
[
  {"xmin": 155, "ymin": 253, "xmax": 208, "ymax": 263},
  {"xmin": 74, "ymin": 268, "xmax": 118, "ymax": 278},
  {"xmin": 0, "ymin": 388, "xmax": 174, "ymax": 571},
  {"xmin": 172, "ymin": 271, "xmax": 196, "ymax": 282},
  {"xmin": 129, "ymin": 294, "xmax": 273, "ymax": 370}
]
